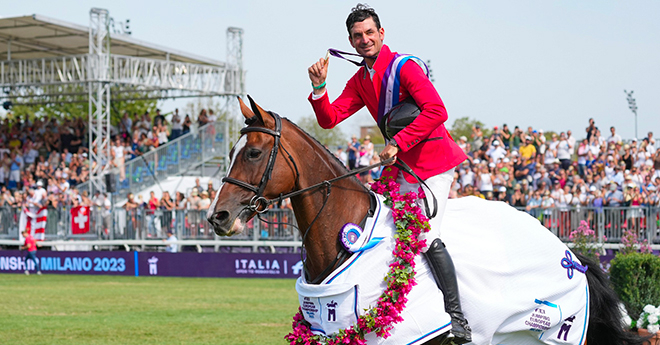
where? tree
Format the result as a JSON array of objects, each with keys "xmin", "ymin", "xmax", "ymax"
[
  {"xmin": 298, "ymin": 115, "xmax": 347, "ymax": 148},
  {"xmin": 364, "ymin": 126, "xmax": 386, "ymax": 145},
  {"xmin": 449, "ymin": 116, "xmax": 491, "ymax": 141},
  {"xmin": 6, "ymin": 85, "xmax": 158, "ymax": 126}
]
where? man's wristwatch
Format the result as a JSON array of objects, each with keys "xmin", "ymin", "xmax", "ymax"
[{"xmin": 389, "ymin": 140, "xmax": 399, "ymax": 149}]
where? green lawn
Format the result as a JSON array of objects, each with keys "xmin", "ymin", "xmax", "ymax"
[{"xmin": 0, "ymin": 274, "xmax": 299, "ymax": 345}]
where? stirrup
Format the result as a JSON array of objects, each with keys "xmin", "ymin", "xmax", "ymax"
[{"xmin": 447, "ymin": 318, "xmax": 472, "ymax": 344}]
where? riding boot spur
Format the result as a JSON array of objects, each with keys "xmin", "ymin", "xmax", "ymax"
[{"xmin": 423, "ymin": 238, "xmax": 472, "ymax": 344}]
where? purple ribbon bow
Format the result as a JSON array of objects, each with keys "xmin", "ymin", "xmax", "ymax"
[{"xmin": 561, "ymin": 250, "xmax": 588, "ymax": 279}]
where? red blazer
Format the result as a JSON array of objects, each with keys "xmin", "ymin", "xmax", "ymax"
[{"xmin": 309, "ymin": 45, "xmax": 467, "ymax": 183}]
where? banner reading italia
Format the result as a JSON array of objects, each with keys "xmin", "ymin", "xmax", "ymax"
[
  {"xmin": 71, "ymin": 206, "xmax": 90, "ymax": 234},
  {"xmin": 0, "ymin": 250, "xmax": 303, "ymax": 279}
]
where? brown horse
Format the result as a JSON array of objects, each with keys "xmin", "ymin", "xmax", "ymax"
[
  {"xmin": 207, "ymin": 97, "xmax": 372, "ymax": 283},
  {"xmin": 207, "ymin": 97, "xmax": 643, "ymax": 345}
]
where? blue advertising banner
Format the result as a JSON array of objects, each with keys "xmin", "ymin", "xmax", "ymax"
[{"xmin": 0, "ymin": 250, "xmax": 303, "ymax": 279}]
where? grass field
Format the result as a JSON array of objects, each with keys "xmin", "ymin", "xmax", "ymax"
[{"xmin": 0, "ymin": 274, "xmax": 299, "ymax": 345}]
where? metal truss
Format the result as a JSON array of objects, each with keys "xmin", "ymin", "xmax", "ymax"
[
  {"xmin": 0, "ymin": 53, "xmax": 240, "ymax": 99},
  {"xmin": 88, "ymin": 8, "xmax": 112, "ymax": 195}
]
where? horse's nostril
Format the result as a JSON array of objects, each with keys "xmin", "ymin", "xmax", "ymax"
[{"xmin": 214, "ymin": 211, "xmax": 230, "ymax": 224}]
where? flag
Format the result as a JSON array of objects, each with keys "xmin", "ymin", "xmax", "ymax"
[
  {"xmin": 33, "ymin": 207, "xmax": 48, "ymax": 240},
  {"xmin": 20, "ymin": 206, "xmax": 47, "ymax": 241},
  {"xmin": 71, "ymin": 206, "xmax": 90, "ymax": 234}
]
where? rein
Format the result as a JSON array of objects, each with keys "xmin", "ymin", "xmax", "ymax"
[{"xmin": 221, "ymin": 111, "xmax": 436, "ymax": 283}]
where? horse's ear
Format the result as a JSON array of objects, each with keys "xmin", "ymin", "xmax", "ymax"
[
  {"xmin": 247, "ymin": 95, "xmax": 275, "ymax": 129},
  {"xmin": 238, "ymin": 96, "xmax": 255, "ymax": 121}
]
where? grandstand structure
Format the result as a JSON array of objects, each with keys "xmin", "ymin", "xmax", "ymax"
[{"xmin": 0, "ymin": 8, "xmax": 244, "ymax": 194}]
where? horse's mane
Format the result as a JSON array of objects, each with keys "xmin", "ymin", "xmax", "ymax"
[{"xmin": 281, "ymin": 116, "xmax": 368, "ymax": 193}]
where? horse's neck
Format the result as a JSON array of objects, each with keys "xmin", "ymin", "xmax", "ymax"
[{"xmin": 289, "ymin": 143, "xmax": 371, "ymax": 283}]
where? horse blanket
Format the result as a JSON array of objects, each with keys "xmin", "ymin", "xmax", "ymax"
[{"xmin": 296, "ymin": 195, "xmax": 589, "ymax": 345}]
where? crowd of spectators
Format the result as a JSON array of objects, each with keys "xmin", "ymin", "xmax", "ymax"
[
  {"xmin": 334, "ymin": 119, "xmax": 660, "ymax": 214},
  {"xmin": 449, "ymin": 120, "xmax": 660, "ymax": 221},
  {"xmin": 0, "ymin": 108, "xmax": 218, "ymax": 211}
]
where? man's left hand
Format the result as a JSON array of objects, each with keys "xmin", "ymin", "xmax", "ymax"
[{"xmin": 379, "ymin": 143, "xmax": 399, "ymax": 166}]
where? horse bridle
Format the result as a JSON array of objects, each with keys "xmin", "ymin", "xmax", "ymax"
[
  {"xmin": 221, "ymin": 112, "xmax": 291, "ymax": 214},
  {"xmin": 221, "ymin": 111, "xmax": 390, "ymax": 214}
]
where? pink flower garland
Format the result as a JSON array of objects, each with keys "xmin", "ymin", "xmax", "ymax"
[{"xmin": 285, "ymin": 175, "xmax": 430, "ymax": 345}]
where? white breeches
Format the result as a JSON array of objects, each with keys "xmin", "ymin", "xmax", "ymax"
[{"xmin": 396, "ymin": 168, "xmax": 454, "ymax": 252}]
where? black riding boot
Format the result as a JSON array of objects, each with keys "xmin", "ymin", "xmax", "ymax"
[{"xmin": 424, "ymin": 238, "xmax": 472, "ymax": 344}]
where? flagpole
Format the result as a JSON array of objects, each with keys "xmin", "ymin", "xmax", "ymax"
[{"xmin": 624, "ymin": 90, "xmax": 638, "ymax": 139}]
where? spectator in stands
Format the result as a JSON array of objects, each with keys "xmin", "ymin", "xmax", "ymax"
[
  {"xmin": 557, "ymin": 132, "xmax": 573, "ymax": 170},
  {"xmin": 153, "ymin": 109, "xmax": 166, "ymax": 127},
  {"xmin": 607, "ymin": 126, "xmax": 622, "ymax": 144},
  {"xmin": 156, "ymin": 123, "xmax": 169, "ymax": 146},
  {"xmin": 182, "ymin": 115, "xmax": 192, "ymax": 135},
  {"xmin": 147, "ymin": 191, "xmax": 160, "ymax": 237},
  {"xmin": 500, "ymin": 124, "xmax": 512, "ymax": 149},
  {"xmin": 198, "ymin": 191, "xmax": 211, "ymax": 211},
  {"xmin": 334, "ymin": 146, "xmax": 348, "ymax": 166},
  {"xmin": 124, "ymin": 193, "xmax": 138, "ymax": 210},
  {"xmin": 137, "ymin": 112, "xmax": 151, "ymax": 135},
  {"xmin": 160, "ymin": 191, "xmax": 174, "ymax": 234},
  {"xmin": 111, "ymin": 137, "xmax": 126, "ymax": 181},
  {"xmin": 487, "ymin": 140, "xmax": 506, "ymax": 162},
  {"xmin": 207, "ymin": 109, "xmax": 217, "ymax": 122},
  {"xmin": 346, "ymin": 136, "xmax": 360, "ymax": 170},
  {"xmin": 170, "ymin": 109, "xmax": 183, "ymax": 140},
  {"xmin": 188, "ymin": 188, "xmax": 200, "ymax": 211},
  {"xmin": 197, "ymin": 109, "xmax": 209, "ymax": 126},
  {"xmin": 471, "ymin": 124, "xmax": 483, "ymax": 149},
  {"xmin": 519, "ymin": 136, "xmax": 536, "ymax": 161},
  {"xmin": 120, "ymin": 112, "xmax": 132, "ymax": 136},
  {"xmin": 175, "ymin": 191, "xmax": 187, "ymax": 210},
  {"xmin": 457, "ymin": 136, "xmax": 470, "ymax": 154}
]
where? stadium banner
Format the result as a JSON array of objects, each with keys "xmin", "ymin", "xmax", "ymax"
[{"xmin": 0, "ymin": 250, "xmax": 303, "ymax": 279}]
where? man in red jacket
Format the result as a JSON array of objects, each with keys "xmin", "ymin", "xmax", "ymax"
[{"xmin": 307, "ymin": 4, "xmax": 471, "ymax": 343}]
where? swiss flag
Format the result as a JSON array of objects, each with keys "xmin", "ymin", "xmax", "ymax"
[{"xmin": 71, "ymin": 206, "xmax": 90, "ymax": 234}]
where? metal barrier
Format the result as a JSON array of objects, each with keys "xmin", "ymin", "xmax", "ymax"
[
  {"xmin": 2, "ymin": 205, "xmax": 657, "ymax": 247},
  {"xmin": 0, "ymin": 206, "xmax": 299, "ymax": 243},
  {"xmin": 515, "ymin": 206, "xmax": 660, "ymax": 244}
]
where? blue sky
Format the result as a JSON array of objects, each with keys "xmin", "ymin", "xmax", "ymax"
[{"xmin": 3, "ymin": 0, "xmax": 659, "ymax": 140}]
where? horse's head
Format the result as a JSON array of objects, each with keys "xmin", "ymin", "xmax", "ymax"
[{"xmin": 207, "ymin": 96, "xmax": 297, "ymax": 236}]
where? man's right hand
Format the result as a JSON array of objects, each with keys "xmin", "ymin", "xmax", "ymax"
[{"xmin": 308, "ymin": 57, "xmax": 328, "ymax": 95}]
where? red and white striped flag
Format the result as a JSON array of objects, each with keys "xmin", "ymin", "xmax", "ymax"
[{"xmin": 19, "ymin": 206, "xmax": 48, "ymax": 241}]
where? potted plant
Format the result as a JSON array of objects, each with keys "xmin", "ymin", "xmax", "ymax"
[
  {"xmin": 636, "ymin": 305, "xmax": 660, "ymax": 343},
  {"xmin": 610, "ymin": 228, "xmax": 660, "ymax": 342}
]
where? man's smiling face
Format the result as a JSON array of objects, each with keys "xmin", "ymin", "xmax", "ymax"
[{"xmin": 348, "ymin": 17, "xmax": 384, "ymax": 60}]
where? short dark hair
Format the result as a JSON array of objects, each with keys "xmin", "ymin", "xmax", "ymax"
[{"xmin": 346, "ymin": 3, "xmax": 381, "ymax": 34}]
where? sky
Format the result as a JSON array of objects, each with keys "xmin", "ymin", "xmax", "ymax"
[{"xmin": 3, "ymin": 0, "xmax": 659, "ymax": 140}]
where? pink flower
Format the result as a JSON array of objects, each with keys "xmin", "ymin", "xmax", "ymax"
[{"xmin": 288, "ymin": 178, "xmax": 428, "ymax": 344}]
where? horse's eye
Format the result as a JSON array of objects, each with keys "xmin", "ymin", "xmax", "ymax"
[{"xmin": 246, "ymin": 149, "xmax": 262, "ymax": 159}]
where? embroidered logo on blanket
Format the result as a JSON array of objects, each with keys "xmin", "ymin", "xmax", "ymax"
[{"xmin": 557, "ymin": 315, "xmax": 576, "ymax": 341}]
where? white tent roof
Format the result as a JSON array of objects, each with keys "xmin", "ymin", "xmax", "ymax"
[{"xmin": 0, "ymin": 14, "xmax": 224, "ymax": 66}]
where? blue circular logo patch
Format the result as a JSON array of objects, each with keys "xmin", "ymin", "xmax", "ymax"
[{"xmin": 340, "ymin": 223, "xmax": 363, "ymax": 251}]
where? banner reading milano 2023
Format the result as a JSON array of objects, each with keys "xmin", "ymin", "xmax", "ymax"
[{"xmin": 0, "ymin": 250, "xmax": 303, "ymax": 278}]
